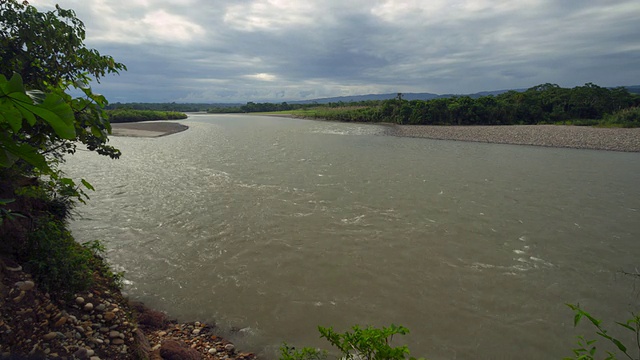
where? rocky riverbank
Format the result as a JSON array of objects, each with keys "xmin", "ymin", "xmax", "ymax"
[
  {"xmin": 385, "ymin": 124, "xmax": 640, "ymax": 152},
  {"xmin": 0, "ymin": 257, "xmax": 255, "ymax": 360}
]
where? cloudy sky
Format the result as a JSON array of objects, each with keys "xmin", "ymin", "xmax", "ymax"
[{"xmin": 29, "ymin": 0, "xmax": 640, "ymax": 103}]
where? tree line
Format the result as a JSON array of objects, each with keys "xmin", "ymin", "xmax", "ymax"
[
  {"xmin": 214, "ymin": 84, "xmax": 640, "ymax": 127},
  {"xmin": 106, "ymin": 109, "xmax": 188, "ymax": 123}
]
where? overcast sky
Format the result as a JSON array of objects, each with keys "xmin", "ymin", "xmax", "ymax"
[{"xmin": 29, "ymin": 0, "xmax": 640, "ymax": 103}]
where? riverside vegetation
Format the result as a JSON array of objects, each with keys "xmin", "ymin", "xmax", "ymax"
[
  {"xmin": 106, "ymin": 109, "xmax": 188, "ymax": 123},
  {"xmin": 1, "ymin": 1, "xmax": 639, "ymax": 359},
  {"xmin": 209, "ymin": 85, "xmax": 640, "ymax": 128}
]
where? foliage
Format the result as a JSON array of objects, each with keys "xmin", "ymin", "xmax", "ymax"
[
  {"xmin": 0, "ymin": 1, "xmax": 126, "ymax": 296},
  {"xmin": 280, "ymin": 324, "xmax": 424, "ymax": 360},
  {"xmin": 602, "ymin": 107, "xmax": 640, "ymax": 128},
  {"xmin": 565, "ymin": 304, "xmax": 640, "ymax": 360},
  {"xmin": 21, "ymin": 216, "xmax": 95, "ymax": 295},
  {"xmin": 280, "ymin": 344, "xmax": 327, "ymax": 360},
  {"xmin": 235, "ymin": 83, "xmax": 640, "ymax": 127},
  {"xmin": 0, "ymin": 0, "xmax": 125, "ymax": 180},
  {"xmin": 106, "ymin": 109, "xmax": 188, "ymax": 123},
  {"xmin": 18, "ymin": 215, "xmax": 123, "ymax": 296},
  {"xmin": 107, "ymin": 102, "xmax": 216, "ymax": 112}
]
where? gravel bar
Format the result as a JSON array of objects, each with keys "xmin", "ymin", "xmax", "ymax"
[{"xmin": 386, "ymin": 124, "xmax": 640, "ymax": 152}]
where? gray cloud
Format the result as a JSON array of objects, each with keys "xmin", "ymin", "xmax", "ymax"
[{"xmin": 30, "ymin": 0, "xmax": 640, "ymax": 102}]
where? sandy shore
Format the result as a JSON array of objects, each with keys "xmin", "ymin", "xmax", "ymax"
[
  {"xmin": 110, "ymin": 122, "xmax": 188, "ymax": 137},
  {"xmin": 385, "ymin": 124, "xmax": 640, "ymax": 152}
]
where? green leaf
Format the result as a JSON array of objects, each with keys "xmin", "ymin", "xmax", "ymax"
[
  {"xmin": 6, "ymin": 73, "xmax": 26, "ymax": 94},
  {"xmin": 17, "ymin": 96, "xmax": 76, "ymax": 139},
  {"xmin": 0, "ymin": 132, "xmax": 50, "ymax": 172},
  {"xmin": 615, "ymin": 322, "xmax": 636, "ymax": 332},
  {"xmin": 16, "ymin": 104, "xmax": 37, "ymax": 126},
  {"xmin": 0, "ymin": 105, "xmax": 23, "ymax": 132},
  {"xmin": 81, "ymin": 179, "xmax": 94, "ymax": 191},
  {"xmin": 610, "ymin": 338, "xmax": 627, "ymax": 353}
]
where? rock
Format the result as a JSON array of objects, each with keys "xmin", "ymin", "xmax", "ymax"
[
  {"xmin": 53, "ymin": 316, "xmax": 67, "ymax": 327},
  {"xmin": 89, "ymin": 357, "xmax": 101, "ymax": 360},
  {"xmin": 103, "ymin": 312, "xmax": 116, "ymax": 321},
  {"xmin": 95, "ymin": 303, "xmax": 106, "ymax": 312},
  {"xmin": 224, "ymin": 343, "xmax": 235, "ymax": 353},
  {"xmin": 208, "ymin": 348, "xmax": 217, "ymax": 354},
  {"xmin": 73, "ymin": 348, "xmax": 89, "ymax": 359},
  {"xmin": 13, "ymin": 291, "xmax": 26, "ymax": 303},
  {"xmin": 192, "ymin": 328, "xmax": 201, "ymax": 335},
  {"xmin": 132, "ymin": 328, "xmax": 151, "ymax": 359},
  {"xmin": 15, "ymin": 281, "xmax": 35, "ymax": 291},
  {"xmin": 109, "ymin": 330, "xmax": 120, "ymax": 338},
  {"xmin": 136, "ymin": 308, "xmax": 168, "ymax": 330},
  {"xmin": 84, "ymin": 303, "xmax": 94, "ymax": 311},
  {"xmin": 112, "ymin": 338, "xmax": 125, "ymax": 345},
  {"xmin": 43, "ymin": 332, "xmax": 57, "ymax": 341},
  {"xmin": 159, "ymin": 340, "xmax": 202, "ymax": 360},
  {"xmin": 76, "ymin": 296, "xmax": 85, "ymax": 305}
]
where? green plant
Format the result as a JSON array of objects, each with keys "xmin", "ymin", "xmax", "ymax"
[
  {"xmin": 565, "ymin": 303, "xmax": 640, "ymax": 360},
  {"xmin": 82, "ymin": 239, "xmax": 126, "ymax": 290},
  {"xmin": 280, "ymin": 344, "xmax": 327, "ymax": 360},
  {"xmin": 0, "ymin": 198, "xmax": 26, "ymax": 225},
  {"xmin": 280, "ymin": 324, "xmax": 424, "ymax": 360},
  {"xmin": 22, "ymin": 217, "xmax": 96, "ymax": 295}
]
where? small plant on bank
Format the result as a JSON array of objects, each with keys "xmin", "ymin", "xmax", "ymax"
[
  {"xmin": 565, "ymin": 303, "xmax": 640, "ymax": 360},
  {"xmin": 280, "ymin": 324, "xmax": 424, "ymax": 360}
]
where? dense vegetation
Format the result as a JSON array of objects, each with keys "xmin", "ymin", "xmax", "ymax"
[
  {"xmin": 216, "ymin": 84, "xmax": 640, "ymax": 127},
  {"xmin": 0, "ymin": 0, "xmax": 124, "ymax": 297},
  {"xmin": 107, "ymin": 108, "xmax": 188, "ymax": 123},
  {"xmin": 107, "ymin": 102, "xmax": 218, "ymax": 112}
]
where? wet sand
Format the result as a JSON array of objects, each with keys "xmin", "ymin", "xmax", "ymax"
[{"xmin": 110, "ymin": 122, "xmax": 188, "ymax": 137}]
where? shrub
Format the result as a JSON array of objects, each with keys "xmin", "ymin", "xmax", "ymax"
[{"xmin": 280, "ymin": 324, "xmax": 424, "ymax": 360}]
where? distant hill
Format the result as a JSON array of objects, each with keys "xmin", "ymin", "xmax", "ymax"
[
  {"xmin": 626, "ymin": 85, "xmax": 640, "ymax": 94},
  {"xmin": 293, "ymin": 85, "xmax": 640, "ymax": 104},
  {"xmin": 294, "ymin": 88, "xmax": 526, "ymax": 104}
]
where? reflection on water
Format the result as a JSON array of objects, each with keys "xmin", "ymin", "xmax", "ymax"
[{"xmin": 65, "ymin": 114, "xmax": 640, "ymax": 359}]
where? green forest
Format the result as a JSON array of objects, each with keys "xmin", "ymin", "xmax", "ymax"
[
  {"xmin": 106, "ymin": 109, "xmax": 188, "ymax": 123},
  {"xmin": 209, "ymin": 84, "xmax": 640, "ymax": 127}
]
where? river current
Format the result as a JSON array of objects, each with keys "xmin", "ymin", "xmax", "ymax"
[{"xmin": 65, "ymin": 114, "xmax": 640, "ymax": 359}]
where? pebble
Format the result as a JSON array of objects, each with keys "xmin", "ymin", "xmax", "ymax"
[
  {"xmin": 15, "ymin": 281, "xmax": 35, "ymax": 291},
  {"xmin": 109, "ymin": 330, "xmax": 120, "ymax": 338},
  {"xmin": 95, "ymin": 303, "xmax": 106, "ymax": 312},
  {"xmin": 225, "ymin": 343, "xmax": 235, "ymax": 352},
  {"xmin": 112, "ymin": 338, "xmax": 125, "ymax": 345},
  {"xmin": 43, "ymin": 332, "xmax": 57, "ymax": 341},
  {"xmin": 83, "ymin": 303, "xmax": 94, "ymax": 311},
  {"xmin": 389, "ymin": 124, "xmax": 640, "ymax": 152},
  {"xmin": 208, "ymin": 348, "xmax": 217, "ymax": 354},
  {"xmin": 53, "ymin": 316, "xmax": 67, "ymax": 327},
  {"xmin": 76, "ymin": 297, "xmax": 85, "ymax": 305},
  {"xmin": 103, "ymin": 312, "xmax": 116, "ymax": 321}
]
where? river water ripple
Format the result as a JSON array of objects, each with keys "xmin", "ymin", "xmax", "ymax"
[{"xmin": 65, "ymin": 114, "xmax": 640, "ymax": 359}]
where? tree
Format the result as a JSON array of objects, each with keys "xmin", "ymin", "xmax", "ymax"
[{"xmin": 0, "ymin": 0, "xmax": 126, "ymax": 180}]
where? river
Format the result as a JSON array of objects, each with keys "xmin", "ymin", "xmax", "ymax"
[{"xmin": 65, "ymin": 114, "xmax": 640, "ymax": 359}]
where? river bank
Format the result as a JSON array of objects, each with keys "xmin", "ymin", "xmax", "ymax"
[
  {"xmin": 265, "ymin": 113, "xmax": 640, "ymax": 152},
  {"xmin": 111, "ymin": 122, "xmax": 189, "ymax": 138},
  {"xmin": 0, "ymin": 256, "xmax": 255, "ymax": 359},
  {"xmin": 384, "ymin": 124, "xmax": 640, "ymax": 152}
]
